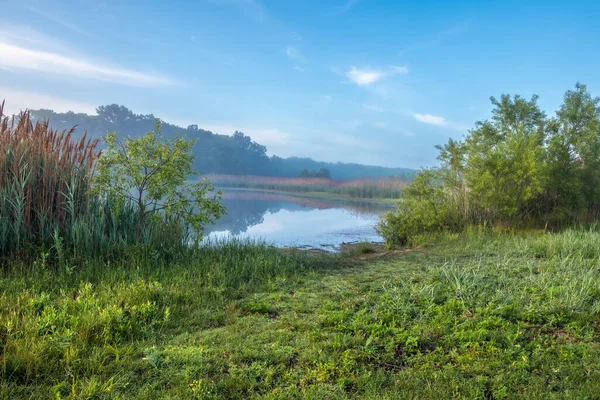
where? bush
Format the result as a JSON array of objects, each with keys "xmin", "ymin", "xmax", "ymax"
[{"xmin": 378, "ymin": 169, "xmax": 462, "ymax": 247}]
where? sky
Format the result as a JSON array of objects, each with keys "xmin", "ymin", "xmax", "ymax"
[{"xmin": 1, "ymin": 0, "xmax": 600, "ymax": 168}]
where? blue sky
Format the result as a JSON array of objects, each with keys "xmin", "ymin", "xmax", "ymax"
[{"xmin": 1, "ymin": 0, "xmax": 599, "ymax": 168}]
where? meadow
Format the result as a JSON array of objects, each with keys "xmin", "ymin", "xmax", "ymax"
[
  {"xmin": 3, "ymin": 229, "xmax": 600, "ymax": 398},
  {"xmin": 4, "ymin": 90, "xmax": 600, "ymax": 399},
  {"xmin": 205, "ymin": 174, "xmax": 407, "ymax": 200}
]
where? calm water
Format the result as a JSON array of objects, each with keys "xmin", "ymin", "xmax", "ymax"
[{"xmin": 203, "ymin": 189, "xmax": 394, "ymax": 250}]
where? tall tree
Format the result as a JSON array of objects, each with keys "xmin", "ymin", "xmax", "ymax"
[{"xmin": 464, "ymin": 95, "xmax": 546, "ymax": 219}]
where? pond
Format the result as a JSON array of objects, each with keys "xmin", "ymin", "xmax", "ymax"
[{"xmin": 203, "ymin": 189, "xmax": 395, "ymax": 250}]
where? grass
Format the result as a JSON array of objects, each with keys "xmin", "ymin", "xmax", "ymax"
[
  {"xmin": 206, "ymin": 174, "xmax": 407, "ymax": 200},
  {"xmin": 4, "ymin": 229, "xmax": 600, "ymax": 398}
]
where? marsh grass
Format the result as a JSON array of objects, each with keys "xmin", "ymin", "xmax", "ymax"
[
  {"xmin": 0, "ymin": 103, "xmax": 187, "ymax": 262},
  {"xmin": 207, "ymin": 174, "xmax": 407, "ymax": 199}
]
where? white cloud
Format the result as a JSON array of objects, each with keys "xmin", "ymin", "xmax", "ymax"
[
  {"xmin": 413, "ymin": 113, "xmax": 469, "ymax": 131},
  {"xmin": 390, "ymin": 65, "xmax": 409, "ymax": 74},
  {"xmin": 413, "ymin": 113, "xmax": 447, "ymax": 126},
  {"xmin": 0, "ymin": 87, "xmax": 97, "ymax": 116},
  {"xmin": 372, "ymin": 121, "xmax": 388, "ymax": 129},
  {"xmin": 346, "ymin": 67, "xmax": 386, "ymax": 86},
  {"xmin": 286, "ymin": 46, "xmax": 307, "ymax": 63},
  {"xmin": 346, "ymin": 65, "xmax": 408, "ymax": 86},
  {"xmin": 0, "ymin": 38, "xmax": 177, "ymax": 87}
]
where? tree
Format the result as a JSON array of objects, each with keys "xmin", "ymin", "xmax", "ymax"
[
  {"xmin": 94, "ymin": 121, "xmax": 226, "ymax": 241},
  {"xmin": 464, "ymin": 95, "xmax": 546, "ymax": 219}
]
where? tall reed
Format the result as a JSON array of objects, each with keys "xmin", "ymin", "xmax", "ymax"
[
  {"xmin": 0, "ymin": 102, "xmax": 99, "ymax": 253},
  {"xmin": 0, "ymin": 102, "xmax": 184, "ymax": 262}
]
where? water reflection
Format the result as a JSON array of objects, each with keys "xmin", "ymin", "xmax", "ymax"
[{"xmin": 204, "ymin": 189, "xmax": 394, "ymax": 249}]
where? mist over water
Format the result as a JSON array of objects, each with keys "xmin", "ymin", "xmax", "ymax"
[{"xmin": 203, "ymin": 189, "xmax": 394, "ymax": 250}]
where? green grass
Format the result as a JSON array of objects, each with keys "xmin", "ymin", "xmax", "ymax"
[{"xmin": 4, "ymin": 230, "xmax": 600, "ymax": 398}]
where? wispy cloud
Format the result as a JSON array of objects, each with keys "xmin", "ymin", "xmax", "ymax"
[
  {"xmin": 413, "ymin": 113, "xmax": 468, "ymax": 131},
  {"xmin": 338, "ymin": 0, "xmax": 359, "ymax": 14},
  {"xmin": 0, "ymin": 38, "xmax": 177, "ymax": 87},
  {"xmin": 390, "ymin": 65, "xmax": 409, "ymax": 73},
  {"xmin": 347, "ymin": 68, "xmax": 386, "ymax": 85},
  {"xmin": 0, "ymin": 87, "xmax": 97, "ymax": 116},
  {"xmin": 414, "ymin": 113, "xmax": 447, "ymax": 126},
  {"xmin": 25, "ymin": 5, "xmax": 93, "ymax": 37},
  {"xmin": 285, "ymin": 46, "xmax": 307, "ymax": 63},
  {"xmin": 346, "ymin": 65, "xmax": 409, "ymax": 86}
]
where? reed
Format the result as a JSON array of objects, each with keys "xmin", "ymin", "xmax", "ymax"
[
  {"xmin": 206, "ymin": 174, "xmax": 407, "ymax": 199},
  {"xmin": 0, "ymin": 102, "xmax": 184, "ymax": 262}
]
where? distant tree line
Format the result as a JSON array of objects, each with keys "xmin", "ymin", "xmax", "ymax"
[
  {"xmin": 379, "ymin": 83, "xmax": 600, "ymax": 247},
  {"xmin": 27, "ymin": 105, "xmax": 416, "ymax": 181},
  {"xmin": 299, "ymin": 168, "xmax": 331, "ymax": 178}
]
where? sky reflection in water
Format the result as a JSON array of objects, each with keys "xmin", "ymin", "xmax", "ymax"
[{"xmin": 203, "ymin": 189, "xmax": 394, "ymax": 250}]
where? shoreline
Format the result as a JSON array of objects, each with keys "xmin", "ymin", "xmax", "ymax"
[{"xmin": 216, "ymin": 186, "xmax": 398, "ymax": 205}]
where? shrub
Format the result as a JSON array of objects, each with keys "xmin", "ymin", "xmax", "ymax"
[{"xmin": 378, "ymin": 169, "xmax": 462, "ymax": 247}]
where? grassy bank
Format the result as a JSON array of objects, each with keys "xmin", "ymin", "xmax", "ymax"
[
  {"xmin": 206, "ymin": 174, "xmax": 407, "ymax": 200},
  {"xmin": 4, "ymin": 230, "xmax": 600, "ymax": 398}
]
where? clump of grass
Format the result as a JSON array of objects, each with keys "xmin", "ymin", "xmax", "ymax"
[{"xmin": 340, "ymin": 241, "xmax": 382, "ymax": 257}]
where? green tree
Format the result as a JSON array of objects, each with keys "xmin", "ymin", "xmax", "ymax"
[
  {"xmin": 94, "ymin": 122, "xmax": 226, "ymax": 241},
  {"xmin": 464, "ymin": 95, "xmax": 546, "ymax": 219},
  {"xmin": 553, "ymin": 83, "xmax": 600, "ymax": 213}
]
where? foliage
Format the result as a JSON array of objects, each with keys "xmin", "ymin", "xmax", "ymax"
[
  {"xmin": 94, "ymin": 123, "xmax": 225, "ymax": 241},
  {"xmin": 378, "ymin": 169, "xmax": 462, "ymax": 246},
  {"xmin": 27, "ymin": 105, "xmax": 417, "ymax": 180},
  {"xmin": 380, "ymin": 83, "xmax": 600, "ymax": 246},
  {"xmin": 4, "ymin": 231, "xmax": 600, "ymax": 398},
  {"xmin": 299, "ymin": 168, "xmax": 331, "ymax": 179}
]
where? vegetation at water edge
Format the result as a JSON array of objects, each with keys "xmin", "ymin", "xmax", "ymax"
[
  {"xmin": 207, "ymin": 174, "xmax": 407, "ymax": 199},
  {"xmin": 380, "ymin": 83, "xmax": 600, "ymax": 247}
]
